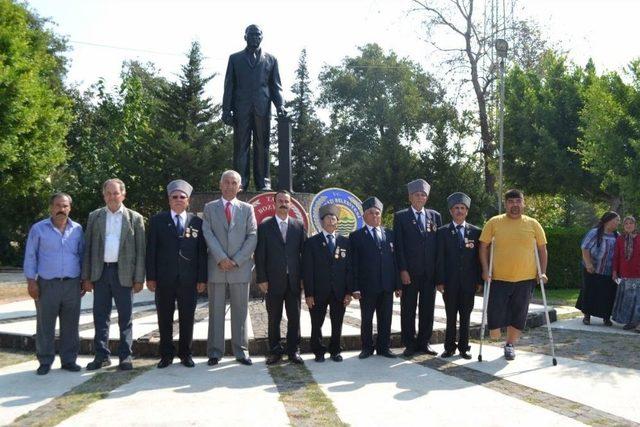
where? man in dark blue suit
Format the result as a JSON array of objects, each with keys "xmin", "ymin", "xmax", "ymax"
[
  {"xmin": 146, "ymin": 180, "xmax": 208, "ymax": 368},
  {"xmin": 255, "ymin": 190, "xmax": 306, "ymax": 365},
  {"xmin": 222, "ymin": 24, "xmax": 286, "ymax": 191},
  {"xmin": 393, "ymin": 179, "xmax": 442, "ymax": 357},
  {"xmin": 303, "ymin": 204, "xmax": 353, "ymax": 362},
  {"xmin": 350, "ymin": 197, "xmax": 401, "ymax": 359},
  {"xmin": 436, "ymin": 193, "xmax": 482, "ymax": 359}
]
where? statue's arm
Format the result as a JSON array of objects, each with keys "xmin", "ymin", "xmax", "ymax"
[
  {"xmin": 270, "ymin": 57, "xmax": 285, "ymax": 114},
  {"xmin": 222, "ymin": 56, "xmax": 235, "ymax": 123}
]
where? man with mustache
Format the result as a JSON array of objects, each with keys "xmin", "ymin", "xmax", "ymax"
[
  {"xmin": 24, "ymin": 193, "xmax": 84, "ymax": 375},
  {"xmin": 479, "ymin": 189, "xmax": 548, "ymax": 361},
  {"xmin": 255, "ymin": 190, "xmax": 306, "ymax": 365}
]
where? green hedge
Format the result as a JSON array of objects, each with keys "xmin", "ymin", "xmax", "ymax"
[{"xmin": 545, "ymin": 227, "xmax": 587, "ymax": 289}]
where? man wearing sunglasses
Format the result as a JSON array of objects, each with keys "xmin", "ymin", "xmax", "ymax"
[{"xmin": 146, "ymin": 180, "xmax": 208, "ymax": 368}]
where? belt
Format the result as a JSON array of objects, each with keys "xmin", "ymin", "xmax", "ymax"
[
  {"xmin": 104, "ymin": 262, "xmax": 118, "ymax": 267},
  {"xmin": 46, "ymin": 277, "xmax": 78, "ymax": 281}
]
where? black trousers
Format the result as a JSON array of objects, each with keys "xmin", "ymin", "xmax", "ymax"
[
  {"xmin": 400, "ymin": 272, "xmax": 436, "ymax": 350},
  {"xmin": 155, "ymin": 282, "xmax": 197, "ymax": 359},
  {"xmin": 309, "ymin": 294, "xmax": 345, "ymax": 356},
  {"xmin": 360, "ymin": 290, "xmax": 393, "ymax": 353},
  {"xmin": 443, "ymin": 284, "xmax": 475, "ymax": 353},
  {"xmin": 233, "ymin": 112, "xmax": 271, "ymax": 190},
  {"xmin": 266, "ymin": 286, "xmax": 301, "ymax": 355}
]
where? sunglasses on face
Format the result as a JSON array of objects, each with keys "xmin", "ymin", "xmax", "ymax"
[{"xmin": 171, "ymin": 195, "xmax": 188, "ymax": 200}]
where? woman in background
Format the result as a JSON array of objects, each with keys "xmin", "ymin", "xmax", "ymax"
[
  {"xmin": 576, "ymin": 211, "xmax": 620, "ymax": 326},
  {"xmin": 612, "ymin": 216, "xmax": 640, "ymax": 330}
]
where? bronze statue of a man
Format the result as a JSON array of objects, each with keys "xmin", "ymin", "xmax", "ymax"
[{"xmin": 222, "ymin": 24, "xmax": 286, "ymax": 191}]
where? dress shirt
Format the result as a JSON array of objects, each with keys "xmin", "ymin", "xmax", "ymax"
[
  {"xmin": 221, "ymin": 197, "xmax": 236, "ymax": 218},
  {"xmin": 24, "ymin": 218, "xmax": 84, "ymax": 280},
  {"xmin": 412, "ymin": 207, "xmax": 426, "ymax": 230},
  {"xmin": 171, "ymin": 210, "xmax": 187, "ymax": 227},
  {"xmin": 452, "ymin": 221, "xmax": 467, "ymax": 240},
  {"xmin": 366, "ymin": 225, "xmax": 381, "ymax": 241},
  {"xmin": 104, "ymin": 205, "xmax": 124, "ymax": 262}
]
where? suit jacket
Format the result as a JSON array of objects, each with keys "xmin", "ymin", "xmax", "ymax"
[
  {"xmin": 302, "ymin": 232, "xmax": 352, "ymax": 301},
  {"xmin": 435, "ymin": 222, "xmax": 482, "ymax": 290},
  {"xmin": 146, "ymin": 211, "xmax": 208, "ymax": 288},
  {"xmin": 222, "ymin": 48, "xmax": 284, "ymax": 118},
  {"xmin": 393, "ymin": 207, "xmax": 442, "ymax": 280},
  {"xmin": 349, "ymin": 226, "xmax": 400, "ymax": 296},
  {"xmin": 255, "ymin": 216, "xmax": 305, "ymax": 295},
  {"xmin": 81, "ymin": 205, "xmax": 146, "ymax": 287},
  {"xmin": 202, "ymin": 198, "xmax": 257, "ymax": 284}
]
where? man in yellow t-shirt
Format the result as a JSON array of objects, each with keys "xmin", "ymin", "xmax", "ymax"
[{"xmin": 479, "ymin": 189, "xmax": 548, "ymax": 361}]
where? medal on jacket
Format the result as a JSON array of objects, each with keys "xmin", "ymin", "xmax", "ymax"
[
  {"xmin": 192, "ymin": 228, "xmax": 198, "ymax": 238},
  {"xmin": 340, "ymin": 249, "xmax": 346, "ymax": 258},
  {"xmin": 390, "ymin": 242, "xmax": 394, "ymax": 252},
  {"xmin": 465, "ymin": 238, "xmax": 474, "ymax": 249},
  {"xmin": 185, "ymin": 227, "xmax": 191, "ymax": 238},
  {"xmin": 334, "ymin": 246, "xmax": 340, "ymax": 259}
]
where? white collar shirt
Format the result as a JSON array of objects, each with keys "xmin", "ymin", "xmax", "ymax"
[{"xmin": 104, "ymin": 205, "xmax": 124, "ymax": 262}]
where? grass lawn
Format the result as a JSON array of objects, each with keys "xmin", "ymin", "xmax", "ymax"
[
  {"xmin": 0, "ymin": 348, "xmax": 33, "ymax": 369},
  {"xmin": 532, "ymin": 287, "xmax": 580, "ymax": 306}
]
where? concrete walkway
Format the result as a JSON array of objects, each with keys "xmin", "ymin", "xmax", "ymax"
[
  {"xmin": 0, "ymin": 356, "xmax": 94, "ymax": 425},
  {"xmin": 303, "ymin": 350, "xmax": 583, "ymax": 427},
  {"xmin": 58, "ymin": 357, "xmax": 289, "ymax": 427}
]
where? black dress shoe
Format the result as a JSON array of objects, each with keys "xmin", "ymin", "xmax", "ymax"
[
  {"xmin": 236, "ymin": 357, "xmax": 253, "ymax": 366},
  {"xmin": 459, "ymin": 351, "xmax": 472, "ymax": 360},
  {"xmin": 266, "ymin": 354, "xmax": 281, "ymax": 365},
  {"xmin": 288, "ymin": 353, "xmax": 304, "ymax": 364},
  {"xmin": 440, "ymin": 350, "xmax": 455, "ymax": 358},
  {"xmin": 421, "ymin": 345, "xmax": 438, "ymax": 356},
  {"xmin": 358, "ymin": 350, "xmax": 373, "ymax": 359},
  {"xmin": 86, "ymin": 358, "xmax": 111, "ymax": 371},
  {"xmin": 378, "ymin": 350, "xmax": 397, "ymax": 358},
  {"xmin": 157, "ymin": 357, "xmax": 173, "ymax": 369},
  {"xmin": 402, "ymin": 348, "xmax": 415, "ymax": 357},
  {"xmin": 61, "ymin": 362, "xmax": 82, "ymax": 372},
  {"xmin": 36, "ymin": 364, "xmax": 51, "ymax": 375},
  {"xmin": 603, "ymin": 318, "xmax": 613, "ymax": 326},
  {"xmin": 180, "ymin": 356, "xmax": 195, "ymax": 368},
  {"xmin": 314, "ymin": 354, "xmax": 325, "ymax": 362},
  {"xmin": 582, "ymin": 315, "xmax": 591, "ymax": 325},
  {"xmin": 330, "ymin": 354, "xmax": 343, "ymax": 362},
  {"xmin": 207, "ymin": 357, "xmax": 219, "ymax": 366},
  {"xmin": 119, "ymin": 361, "xmax": 133, "ymax": 371}
]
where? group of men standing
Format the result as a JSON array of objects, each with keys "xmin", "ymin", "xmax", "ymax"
[{"xmin": 24, "ymin": 169, "xmax": 548, "ymax": 375}]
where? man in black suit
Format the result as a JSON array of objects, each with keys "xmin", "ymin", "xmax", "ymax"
[
  {"xmin": 393, "ymin": 179, "xmax": 442, "ymax": 357},
  {"xmin": 146, "ymin": 180, "xmax": 208, "ymax": 368},
  {"xmin": 222, "ymin": 24, "xmax": 286, "ymax": 191},
  {"xmin": 303, "ymin": 204, "xmax": 353, "ymax": 362},
  {"xmin": 350, "ymin": 197, "xmax": 401, "ymax": 359},
  {"xmin": 255, "ymin": 190, "xmax": 306, "ymax": 364},
  {"xmin": 436, "ymin": 192, "xmax": 482, "ymax": 359}
]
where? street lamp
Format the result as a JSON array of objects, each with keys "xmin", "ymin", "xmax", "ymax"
[{"xmin": 495, "ymin": 38, "xmax": 508, "ymax": 213}]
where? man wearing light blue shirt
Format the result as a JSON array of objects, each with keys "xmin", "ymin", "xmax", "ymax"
[{"xmin": 24, "ymin": 193, "xmax": 84, "ymax": 375}]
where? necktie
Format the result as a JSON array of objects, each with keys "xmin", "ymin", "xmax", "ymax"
[
  {"xmin": 175, "ymin": 214, "xmax": 184, "ymax": 237},
  {"xmin": 372, "ymin": 227, "xmax": 380, "ymax": 248},
  {"xmin": 280, "ymin": 220, "xmax": 287, "ymax": 241},
  {"xmin": 416, "ymin": 211, "xmax": 425, "ymax": 232},
  {"xmin": 456, "ymin": 224, "xmax": 464, "ymax": 247},
  {"xmin": 327, "ymin": 234, "xmax": 335, "ymax": 254},
  {"xmin": 225, "ymin": 201, "xmax": 232, "ymax": 225}
]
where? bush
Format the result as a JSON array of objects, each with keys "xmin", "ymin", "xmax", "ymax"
[{"xmin": 545, "ymin": 227, "xmax": 586, "ymax": 289}]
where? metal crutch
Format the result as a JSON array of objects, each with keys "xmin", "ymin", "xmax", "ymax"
[
  {"xmin": 478, "ymin": 237, "xmax": 495, "ymax": 362},
  {"xmin": 533, "ymin": 240, "xmax": 558, "ymax": 366}
]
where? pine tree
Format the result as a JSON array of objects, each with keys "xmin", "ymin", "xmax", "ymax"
[{"xmin": 286, "ymin": 49, "xmax": 330, "ymax": 193}]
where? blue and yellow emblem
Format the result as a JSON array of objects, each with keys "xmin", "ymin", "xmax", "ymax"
[{"xmin": 310, "ymin": 188, "xmax": 364, "ymax": 236}]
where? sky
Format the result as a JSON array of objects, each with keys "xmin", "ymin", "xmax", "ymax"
[{"xmin": 26, "ymin": 0, "xmax": 640, "ymax": 105}]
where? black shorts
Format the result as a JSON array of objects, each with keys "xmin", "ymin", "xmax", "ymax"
[{"xmin": 487, "ymin": 279, "xmax": 535, "ymax": 330}]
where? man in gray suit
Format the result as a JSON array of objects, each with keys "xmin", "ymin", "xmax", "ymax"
[
  {"xmin": 82, "ymin": 178, "xmax": 146, "ymax": 371},
  {"xmin": 222, "ymin": 24, "xmax": 286, "ymax": 191},
  {"xmin": 202, "ymin": 170, "xmax": 258, "ymax": 366}
]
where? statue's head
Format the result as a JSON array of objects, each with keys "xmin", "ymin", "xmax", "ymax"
[{"xmin": 244, "ymin": 24, "xmax": 263, "ymax": 49}]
